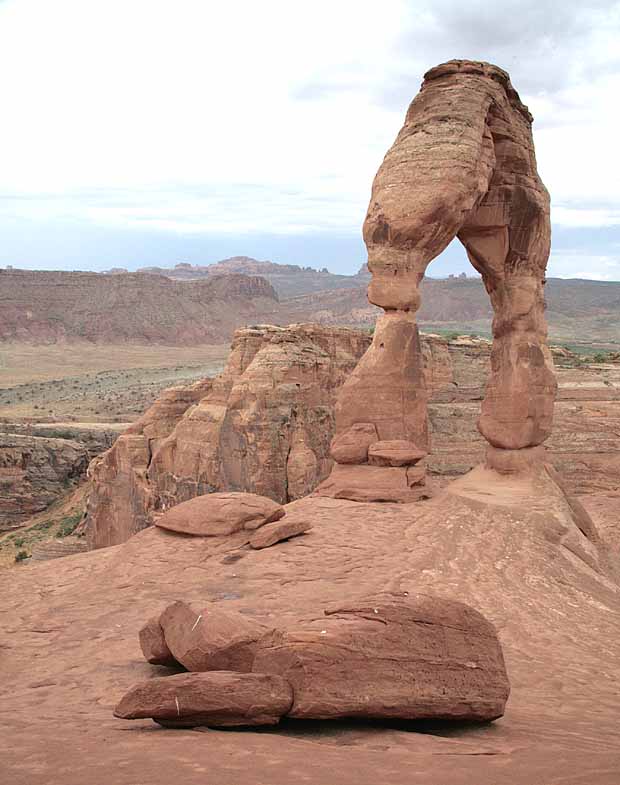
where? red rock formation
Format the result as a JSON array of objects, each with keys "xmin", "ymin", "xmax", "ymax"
[
  {"xmin": 85, "ymin": 324, "xmax": 370, "ymax": 548},
  {"xmin": 0, "ymin": 269, "xmax": 279, "ymax": 344},
  {"xmin": 84, "ymin": 326, "xmax": 620, "ymax": 548},
  {"xmin": 114, "ymin": 671, "xmax": 294, "ymax": 728},
  {"xmin": 320, "ymin": 60, "xmax": 555, "ymax": 501},
  {"xmin": 158, "ymin": 601, "xmax": 270, "ymax": 673},
  {"xmin": 253, "ymin": 593, "xmax": 509, "ymax": 721},
  {"xmin": 85, "ymin": 379, "xmax": 212, "ymax": 547},
  {"xmin": 0, "ymin": 433, "xmax": 88, "ymax": 531},
  {"xmin": 154, "ymin": 492, "xmax": 284, "ymax": 536}
]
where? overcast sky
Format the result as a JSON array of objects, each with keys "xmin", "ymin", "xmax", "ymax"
[{"xmin": 1, "ymin": 0, "xmax": 619, "ymax": 279}]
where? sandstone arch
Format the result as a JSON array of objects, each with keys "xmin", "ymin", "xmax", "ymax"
[{"xmin": 318, "ymin": 60, "xmax": 556, "ymax": 502}]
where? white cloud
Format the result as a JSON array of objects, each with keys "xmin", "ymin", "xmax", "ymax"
[{"xmin": 0, "ymin": 0, "xmax": 618, "ymax": 275}]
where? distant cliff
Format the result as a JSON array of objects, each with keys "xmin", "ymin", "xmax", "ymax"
[{"xmin": 0, "ymin": 269, "xmax": 279, "ymax": 344}]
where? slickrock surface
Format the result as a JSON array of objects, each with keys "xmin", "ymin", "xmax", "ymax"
[
  {"xmin": 253, "ymin": 593, "xmax": 509, "ymax": 721},
  {"xmin": 114, "ymin": 671, "xmax": 294, "ymax": 728},
  {"xmin": 159, "ymin": 601, "xmax": 270, "ymax": 672},
  {"xmin": 2, "ymin": 469, "xmax": 620, "ymax": 784},
  {"xmin": 0, "ymin": 433, "xmax": 88, "ymax": 530},
  {"xmin": 154, "ymin": 492, "xmax": 284, "ymax": 536}
]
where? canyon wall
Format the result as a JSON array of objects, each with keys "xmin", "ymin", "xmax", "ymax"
[
  {"xmin": 0, "ymin": 269, "xmax": 279, "ymax": 344},
  {"xmin": 84, "ymin": 325, "xmax": 620, "ymax": 548}
]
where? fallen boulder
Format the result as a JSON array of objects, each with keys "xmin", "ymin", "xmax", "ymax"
[
  {"xmin": 250, "ymin": 518, "xmax": 312, "ymax": 549},
  {"xmin": 114, "ymin": 671, "xmax": 293, "ymax": 727},
  {"xmin": 159, "ymin": 601, "xmax": 270, "ymax": 672},
  {"xmin": 139, "ymin": 616, "xmax": 178, "ymax": 667},
  {"xmin": 252, "ymin": 593, "xmax": 510, "ymax": 721},
  {"xmin": 154, "ymin": 492, "xmax": 285, "ymax": 536}
]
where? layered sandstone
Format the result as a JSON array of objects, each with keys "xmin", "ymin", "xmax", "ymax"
[
  {"xmin": 85, "ymin": 324, "xmax": 370, "ymax": 547},
  {"xmin": 319, "ymin": 60, "xmax": 556, "ymax": 501},
  {"xmin": 0, "ymin": 269, "xmax": 279, "ymax": 344},
  {"xmin": 84, "ymin": 327, "xmax": 620, "ymax": 548},
  {"xmin": 0, "ymin": 433, "xmax": 88, "ymax": 531}
]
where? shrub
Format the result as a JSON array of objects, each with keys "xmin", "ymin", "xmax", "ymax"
[
  {"xmin": 55, "ymin": 512, "xmax": 83, "ymax": 539},
  {"xmin": 15, "ymin": 550, "xmax": 29, "ymax": 562}
]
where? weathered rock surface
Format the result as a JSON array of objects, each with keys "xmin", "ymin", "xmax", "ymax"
[
  {"xmin": 139, "ymin": 617, "xmax": 177, "ymax": 667},
  {"xmin": 0, "ymin": 433, "xmax": 88, "ymax": 531},
  {"xmin": 322, "ymin": 59, "xmax": 555, "ymax": 500},
  {"xmin": 84, "ymin": 327, "xmax": 620, "ymax": 547},
  {"xmin": 0, "ymin": 269, "xmax": 280, "ymax": 344},
  {"xmin": 154, "ymin": 492, "xmax": 284, "ymax": 537},
  {"xmin": 159, "ymin": 601, "xmax": 270, "ymax": 673},
  {"xmin": 253, "ymin": 593, "xmax": 509, "ymax": 721},
  {"xmin": 85, "ymin": 324, "xmax": 371, "ymax": 547},
  {"xmin": 249, "ymin": 517, "xmax": 312, "ymax": 549},
  {"xmin": 316, "ymin": 463, "xmax": 430, "ymax": 503},
  {"xmin": 86, "ymin": 379, "xmax": 212, "ymax": 547},
  {"xmin": 114, "ymin": 671, "xmax": 293, "ymax": 727}
]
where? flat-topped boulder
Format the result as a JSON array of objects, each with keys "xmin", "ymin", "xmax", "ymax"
[
  {"xmin": 114, "ymin": 671, "xmax": 293, "ymax": 728},
  {"xmin": 154, "ymin": 492, "xmax": 284, "ymax": 536},
  {"xmin": 368, "ymin": 440, "xmax": 427, "ymax": 467},
  {"xmin": 159, "ymin": 601, "xmax": 270, "ymax": 672},
  {"xmin": 252, "ymin": 593, "xmax": 510, "ymax": 721}
]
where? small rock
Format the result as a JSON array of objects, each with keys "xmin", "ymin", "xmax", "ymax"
[
  {"xmin": 139, "ymin": 616, "xmax": 177, "ymax": 667},
  {"xmin": 114, "ymin": 671, "xmax": 293, "ymax": 727},
  {"xmin": 154, "ymin": 492, "xmax": 285, "ymax": 536},
  {"xmin": 250, "ymin": 518, "xmax": 312, "ymax": 549}
]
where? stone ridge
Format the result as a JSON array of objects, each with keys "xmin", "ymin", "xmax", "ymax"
[{"xmin": 0, "ymin": 269, "xmax": 279, "ymax": 344}]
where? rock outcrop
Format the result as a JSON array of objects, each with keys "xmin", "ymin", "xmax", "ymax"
[
  {"xmin": 319, "ymin": 60, "xmax": 556, "ymax": 501},
  {"xmin": 84, "ymin": 327, "xmax": 620, "ymax": 548},
  {"xmin": 0, "ymin": 433, "xmax": 88, "ymax": 531},
  {"xmin": 158, "ymin": 601, "xmax": 270, "ymax": 673},
  {"xmin": 85, "ymin": 324, "xmax": 370, "ymax": 547},
  {"xmin": 85, "ymin": 379, "xmax": 212, "ymax": 547},
  {"xmin": 0, "ymin": 269, "xmax": 279, "ymax": 344}
]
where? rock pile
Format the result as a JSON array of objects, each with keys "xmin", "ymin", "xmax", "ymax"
[
  {"xmin": 115, "ymin": 593, "xmax": 510, "ymax": 727},
  {"xmin": 153, "ymin": 491, "xmax": 309, "ymax": 551}
]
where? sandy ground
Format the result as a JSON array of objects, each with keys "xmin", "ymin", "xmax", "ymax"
[{"xmin": 0, "ymin": 343, "xmax": 229, "ymax": 422}]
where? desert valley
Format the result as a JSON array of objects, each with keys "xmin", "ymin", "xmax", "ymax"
[{"xmin": 1, "ymin": 48, "xmax": 619, "ymax": 785}]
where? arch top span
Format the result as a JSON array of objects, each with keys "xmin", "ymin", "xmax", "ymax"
[{"xmin": 317, "ymin": 60, "xmax": 556, "ymax": 504}]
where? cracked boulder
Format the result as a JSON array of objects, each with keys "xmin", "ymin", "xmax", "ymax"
[
  {"xmin": 114, "ymin": 671, "xmax": 293, "ymax": 728},
  {"xmin": 154, "ymin": 492, "xmax": 284, "ymax": 536},
  {"xmin": 158, "ymin": 601, "xmax": 271, "ymax": 672},
  {"xmin": 252, "ymin": 593, "xmax": 510, "ymax": 721}
]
